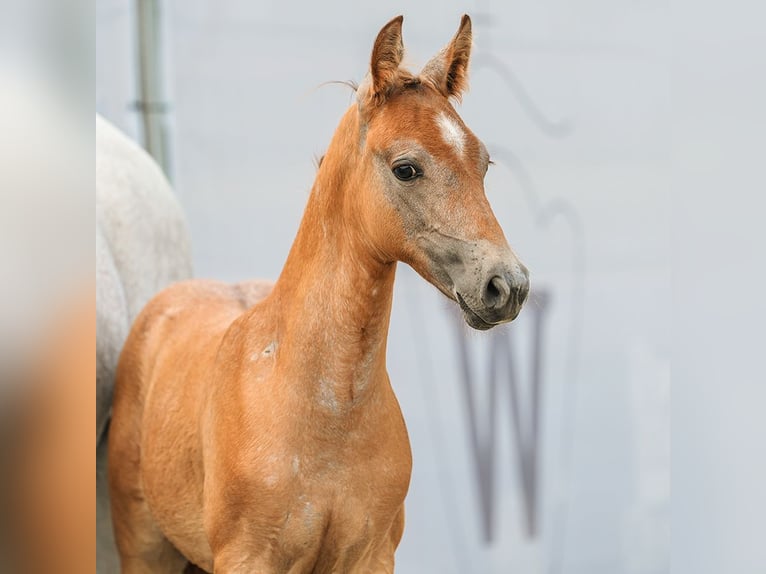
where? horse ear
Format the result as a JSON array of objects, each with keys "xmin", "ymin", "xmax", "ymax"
[
  {"xmin": 421, "ymin": 14, "xmax": 472, "ymax": 101},
  {"xmin": 367, "ymin": 15, "xmax": 405, "ymax": 106}
]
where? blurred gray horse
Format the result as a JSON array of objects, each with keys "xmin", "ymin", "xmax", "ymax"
[{"xmin": 96, "ymin": 115, "xmax": 192, "ymax": 572}]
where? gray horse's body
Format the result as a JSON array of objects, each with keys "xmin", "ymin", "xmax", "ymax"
[{"xmin": 96, "ymin": 115, "xmax": 192, "ymax": 572}]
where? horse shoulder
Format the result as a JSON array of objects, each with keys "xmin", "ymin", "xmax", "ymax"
[{"xmin": 117, "ymin": 278, "xmax": 275, "ymax": 401}]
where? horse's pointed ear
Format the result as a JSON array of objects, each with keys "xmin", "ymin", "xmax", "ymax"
[
  {"xmin": 367, "ymin": 15, "xmax": 405, "ymax": 106},
  {"xmin": 421, "ymin": 14, "xmax": 472, "ymax": 101}
]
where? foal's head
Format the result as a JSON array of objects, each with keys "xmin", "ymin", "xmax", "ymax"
[{"xmin": 340, "ymin": 15, "xmax": 529, "ymax": 329}]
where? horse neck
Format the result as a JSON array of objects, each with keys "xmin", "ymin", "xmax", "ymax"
[{"xmin": 267, "ymin": 108, "xmax": 397, "ymax": 406}]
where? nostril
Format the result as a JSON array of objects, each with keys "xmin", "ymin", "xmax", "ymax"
[
  {"xmin": 487, "ymin": 278, "xmax": 501, "ymax": 300},
  {"xmin": 483, "ymin": 275, "xmax": 510, "ymax": 309}
]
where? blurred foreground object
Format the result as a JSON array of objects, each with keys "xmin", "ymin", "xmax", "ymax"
[
  {"xmin": 0, "ymin": 63, "xmax": 90, "ymax": 572},
  {"xmin": 8, "ymin": 291, "xmax": 95, "ymax": 574}
]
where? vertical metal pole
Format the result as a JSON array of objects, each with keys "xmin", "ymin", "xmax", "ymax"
[{"xmin": 136, "ymin": 0, "xmax": 170, "ymax": 177}]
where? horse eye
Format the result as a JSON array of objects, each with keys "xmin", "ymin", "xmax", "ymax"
[{"xmin": 392, "ymin": 164, "xmax": 419, "ymax": 181}]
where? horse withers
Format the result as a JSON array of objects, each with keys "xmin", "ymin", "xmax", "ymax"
[{"xmin": 109, "ymin": 15, "xmax": 528, "ymax": 574}]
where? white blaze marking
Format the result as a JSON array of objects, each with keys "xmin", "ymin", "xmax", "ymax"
[{"xmin": 437, "ymin": 112, "xmax": 466, "ymax": 156}]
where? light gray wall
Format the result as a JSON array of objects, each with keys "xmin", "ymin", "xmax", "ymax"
[{"xmin": 97, "ymin": 2, "xmax": 671, "ymax": 573}]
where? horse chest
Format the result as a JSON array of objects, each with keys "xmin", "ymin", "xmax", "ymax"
[
  {"xmin": 235, "ymin": 428, "xmax": 410, "ymax": 558},
  {"xmin": 210, "ymin": 346, "xmax": 412, "ymax": 568},
  {"xmin": 263, "ymin": 477, "xmax": 404, "ymax": 572},
  {"xmin": 253, "ymin": 436, "xmax": 410, "ymax": 520}
]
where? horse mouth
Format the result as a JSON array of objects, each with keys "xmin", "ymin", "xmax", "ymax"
[{"xmin": 456, "ymin": 292, "xmax": 495, "ymax": 331}]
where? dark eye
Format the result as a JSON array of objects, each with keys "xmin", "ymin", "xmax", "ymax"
[{"xmin": 392, "ymin": 164, "xmax": 419, "ymax": 181}]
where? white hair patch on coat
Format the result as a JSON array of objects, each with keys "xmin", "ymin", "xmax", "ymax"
[{"xmin": 437, "ymin": 112, "xmax": 466, "ymax": 155}]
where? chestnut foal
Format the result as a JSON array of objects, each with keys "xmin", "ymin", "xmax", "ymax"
[{"xmin": 109, "ymin": 15, "xmax": 529, "ymax": 574}]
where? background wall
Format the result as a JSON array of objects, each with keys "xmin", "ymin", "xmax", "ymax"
[{"xmin": 97, "ymin": 1, "xmax": 671, "ymax": 573}]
